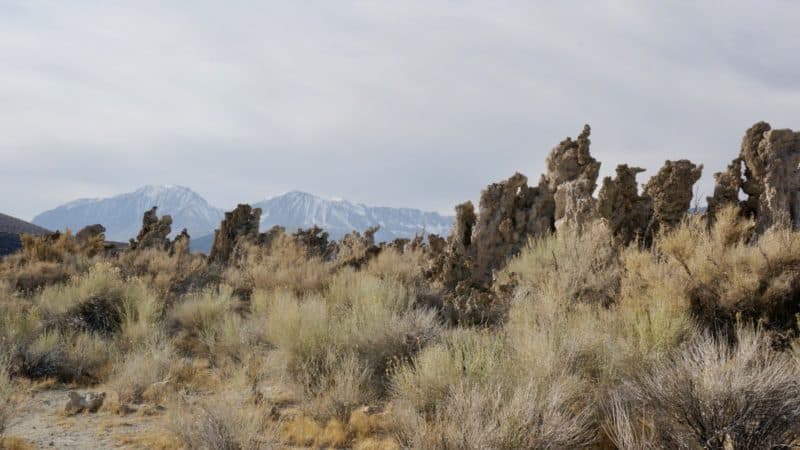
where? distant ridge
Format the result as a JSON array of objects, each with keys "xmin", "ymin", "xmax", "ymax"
[
  {"xmin": 0, "ymin": 212, "xmax": 49, "ymax": 236},
  {"xmin": 33, "ymin": 185, "xmax": 224, "ymax": 242},
  {"xmin": 32, "ymin": 187, "xmax": 454, "ymax": 254},
  {"xmin": 254, "ymin": 191, "xmax": 453, "ymax": 241},
  {"xmin": 0, "ymin": 212, "xmax": 50, "ymax": 257}
]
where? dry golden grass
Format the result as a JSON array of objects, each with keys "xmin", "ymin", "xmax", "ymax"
[
  {"xmin": 5, "ymin": 205, "xmax": 800, "ymax": 448},
  {"xmin": 0, "ymin": 436, "xmax": 36, "ymax": 450}
]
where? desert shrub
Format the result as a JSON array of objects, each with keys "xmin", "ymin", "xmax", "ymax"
[
  {"xmin": 18, "ymin": 331, "xmax": 112, "ymax": 383},
  {"xmin": 0, "ymin": 353, "xmax": 13, "ymax": 436},
  {"xmin": 169, "ymin": 285, "xmax": 254, "ymax": 361},
  {"xmin": 502, "ymin": 221, "xmax": 620, "ymax": 307},
  {"xmin": 607, "ymin": 326, "xmax": 800, "ymax": 449},
  {"xmin": 0, "ymin": 231, "xmax": 99, "ymax": 292},
  {"xmin": 391, "ymin": 327, "xmax": 597, "ymax": 449},
  {"xmin": 0, "ymin": 285, "xmax": 40, "ymax": 364},
  {"xmin": 326, "ymin": 269, "xmax": 415, "ymax": 313},
  {"xmin": 658, "ymin": 206, "xmax": 800, "ymax": 333},
  {"xmin": 364, "ymin": 248, "xmax": 425, "ymax": 285},
  {"xmin": 265, "ymin": 276, "xmax": 440, "ymax": 420},
  {"xmin": 115, "ymin": 246, "xmax": 213, "ymax": 300},
  {"xmin": 20, "ymin": 231, "xmax": 80, "ymax": 263},
  {"xmin": 398, "ymin": 379, "xmax": 596, "ymax": 450},
  {"xmin": 110, "ymin": 336, "xmax": 173, "ymax": 403},
  {"xmin": 169, "ymin": 394, "xmax": 271, "ymax": 450},
  {"xmin": 391, "ymin": 329, "xmax": 507, "ymax": 415},
  {"xmin": 265, "ymin": 293, "xmax": 330, "ymax": 384},
  {"xmin": 334, "ymin": 227, "xmax": 380, "ymax": 269},
  {"xmin": 227, "ymin": 238, "xmax": 332, "ymax": 296},
  {"xmin": 0, "ymin": 260, "xmax": 74, "ymax": 293},
  {"xmin": 37, "ymin": 263, "xmax": 156, "ymax": 338},
  {"xmin": 504, "ymin": 265, "xmax": 691, "ymax": 386}
]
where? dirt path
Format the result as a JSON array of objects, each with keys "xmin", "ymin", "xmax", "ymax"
[{"xmin": 5, "ymin": 388, "xmax": 172, "ymax": 449}]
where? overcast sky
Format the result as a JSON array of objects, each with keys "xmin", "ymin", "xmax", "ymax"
[{"xmin": 1, "ymin": 1, "xmax": 799, "ymax": 220}]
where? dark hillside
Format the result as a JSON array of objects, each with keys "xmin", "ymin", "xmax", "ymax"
[{"xmin": 0, "ymin": 212, "xmax": 50, "ymax": 256}]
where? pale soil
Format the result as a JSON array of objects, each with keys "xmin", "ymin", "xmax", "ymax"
[{"xmin": 5, "ymin": 388, "xmax": 173, "ymax": 449}]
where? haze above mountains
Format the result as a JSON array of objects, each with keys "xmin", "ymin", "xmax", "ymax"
[{"xmin": 30, "ymin": 186, "xmax": 454, "ymax": 252}]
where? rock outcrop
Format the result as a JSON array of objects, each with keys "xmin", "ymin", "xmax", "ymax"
[
  {"xmin": 129, "ymin": 207, "xmax": 173, "ymax": 251},
  {"xmin": 644, "ymin": 160, "xmax": 703, "ymax": 231},
  {"xmin": 292, "ymin": 226, "xmax": 335, "ymax": 259},
  {"xmin": 708, "ymin": 122, "xmax": 800, "ymax": 233},
  {"xmin": 75, "ymin": 224, "xmax": 106, "ymax": 244},
  {"xmin": 742, "ymin": 123, "xmax": 800, "ymax": 232},
  {"xmin": 545, "ymin": 125, "xmax": 601, "ymax": 231},
  {"xmin": 429, "ymin": 126, "xmax": 606, "ymax": 323},
  {"xmin": 208, "ymin": 204, "xmax": 262, "ymax": 265},
  {"xmin": 707, "ymin": 159, "xmax": 744, "ymax": 220},
  {"xmin": 335, "ymin": 226, "xmax": 381, "ymax": 269},
  {"xmin": 426, "ymin": 125, "xmax": 708, "ymax": 323},
  {"xmin": 597, "ymin": 165, "xmax": 651, "ymax": 244}
]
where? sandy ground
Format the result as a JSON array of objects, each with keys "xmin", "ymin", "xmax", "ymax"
[{"xmin": 5, "ymin": 388, "xmax": 172, "ymax": 449}]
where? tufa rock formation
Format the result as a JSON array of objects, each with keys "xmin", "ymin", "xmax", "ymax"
[
  {"xmin": 75, "ymin": 224, "xmax": 106, "ymax": 244},
  {"xmin": 742, "ymin": 123, "xmax": 800, "ymax": 232},
  {"xmin": 292, "ymin": 226, "xmax": 335, "ymax": 259},
  {"xmin": 335, "ymin": 225, "xmax": 381, "ymax": 269},
  {"xmin": 434, "ymin": 125, "xmax": 599, "ymax": 296},
  {"xmin": 429, "ymin": 125, "xmax": 604, "ymax": 323},
  {"xmin": 208, "ymin": 204, "xmax": 262, "ymax": 265},
  {"xmin": 597, "ymin": 165, "xmax": 651, "ymax": 245},
  {"xmin": 643, "ymin": 160, "xmax": 703, "ymax": 231},
  {"xmin": 709, "ymin": 122, "xmax": 800, "ymax": 233},
  {"xmin": 427, "ymin": 124, "xmax": 708, "ymax": 323},
  {"xmin": 707, "ymin": 159, "xmax": 744, "ymax": 220},
  {"xmin": 546, "ymin": 124, "xmax": 601, "ymax": 231},
  {"xmin": 129, "ymin": 207, "xmax": 173, "ymax": 251}
]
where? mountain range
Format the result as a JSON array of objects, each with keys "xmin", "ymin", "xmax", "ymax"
[
  {"xmin": 33, "ymin": 186, "xmax": 225, "ymax": 243},
  {"xmin": 31, "ymin": 186, "xmax": 454, "ymax": 252}
]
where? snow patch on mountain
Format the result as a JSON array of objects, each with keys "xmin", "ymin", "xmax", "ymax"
[
  {"xmin": 33, "ymin": 185, "xmax": 224, "ymax": 242},
  {"xmin": 254, "ymin": 191, "xmax": 453, "ymax": 242}
]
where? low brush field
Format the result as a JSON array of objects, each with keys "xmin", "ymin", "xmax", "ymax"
[{"xmin": 3, "ymin": 206, "xmax": 800, "ymax": 449}]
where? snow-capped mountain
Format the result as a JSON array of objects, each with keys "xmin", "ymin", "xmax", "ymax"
[
  {"xmin": 254, "ymin": 191, "xmax": 453, "ymax": 242},
  {"xmin": 33, "ymin": 185, "xmax": 224, "ymax": 242}
]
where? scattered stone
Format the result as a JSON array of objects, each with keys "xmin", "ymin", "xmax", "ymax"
[{"xmin": 64, "ymin": 391, "xmax": 106, "ymax": 415}]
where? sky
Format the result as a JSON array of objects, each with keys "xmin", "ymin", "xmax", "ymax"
[{"xmin": 1, "ymin": 1, "xmax": 799, "ymax": 220}]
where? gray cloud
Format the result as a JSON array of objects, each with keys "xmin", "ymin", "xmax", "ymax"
[{"xmin": 1, "ymin": 1, "xmax": 799, "ymax": 220}]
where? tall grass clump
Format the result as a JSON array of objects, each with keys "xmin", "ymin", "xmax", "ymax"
[
  {"xmin": 169, "ymin": 285, "xmax": 251, "ymax": 361},
  {"xmin": 0, "ymin": 353, "xmax": 13, "ymax": 436},
  {"xmin": 0, "ymin": 230, "xmax": 97, "ymax": 292},
  {"xmin": 265, "ymin": 272, "xmax": 440, "ymax": 421},
  {"xmin": 110, "ymin": 335, "xmax": 174, "ymax": 404},
  {"xmin": 116, "ymin": 244, "xmax": 212, "ymax": 300},
  {"xmin": 226, "ymin": 237, "xmax": 332, "ymax": 296},
  {"xmin": 658, "ymin": 206, "xmax": 800, "ymax": 333},
  {"xmin": 606, "ymin": 325, "xmax": 800, "ymax": 449},
  {"xmin": 390, "ymin": 328, "xmax": 597, "ymax": 449},
  {"xmin": 169, "ymin": 393, "xmax": 272, "ymax": 450},
  {"xmin": 503, "ymin": 221, "xmax": 620, "ymax": 306}
]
